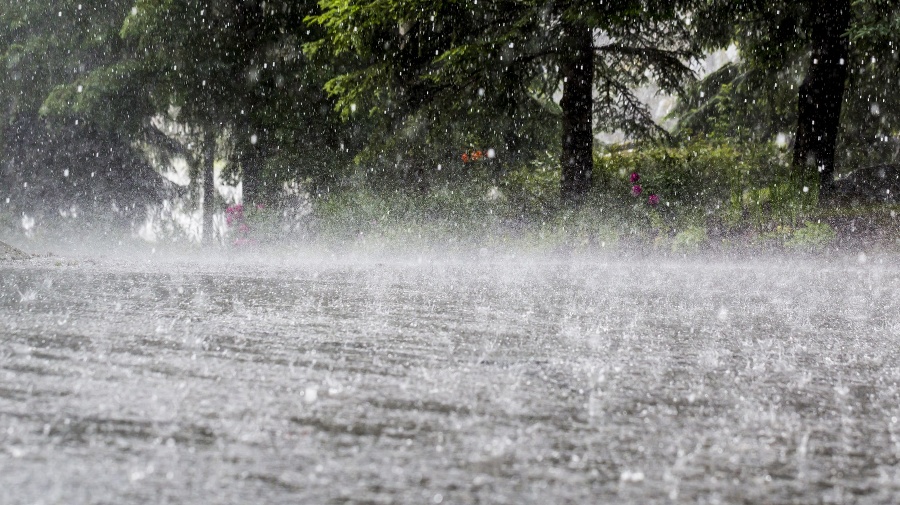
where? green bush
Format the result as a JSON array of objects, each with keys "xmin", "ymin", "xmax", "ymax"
[
  {"xmin": 500, "ymin": 151, "xmax": 561, "ymax": 219},
  {"xmin": 671, "ymin": 225, "xmax": 709, "ymax": 252},
  {"xmin": 591, "ymin": 138, "xmax": 823, "ymax": 233},
  {"xmin": 784, "ymin": 222, "xmax": 836, "ymax": 252},
  {"xmin": 297, "ymin": 139, "xmax": 900, "ymax": 253}
]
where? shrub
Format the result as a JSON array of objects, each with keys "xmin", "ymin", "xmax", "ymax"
[
  {"xmin": 784, "ymin": 222, "xmax": 836, "ymax": 252},
  {"xmin": 500, "ymin": 151, "xmax": 561, "ymax": 219},
  {"xmin": 593, "ymin": 138, "xmax": 813, "ymax": 231},
  {"xmin": 672, "ymin": 225, "xmax": 709, "ymax": 252}
]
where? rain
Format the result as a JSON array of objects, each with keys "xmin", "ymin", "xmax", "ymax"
[{"xmin": 2, "ymin": 1, "xmax": 900, "ymax": 504}]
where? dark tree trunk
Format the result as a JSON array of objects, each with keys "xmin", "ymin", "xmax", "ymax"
[
  {"xmin": 792, "ymin": 0, "xmax": 851, "ymax": 201},
  {"xmin": 239, "ymin": 146, "xmax": 262, "ymax": 206},
  {"xmin": 238, "ymin": 127, "xmax": 268, "ymax": 207},
  {"xmin": 559, "ymin": 20, "xmax": 594, "ymax": 203},
  {"xmin": 202, "ymin": 128, "xmax": 216, "ymax": 245}
]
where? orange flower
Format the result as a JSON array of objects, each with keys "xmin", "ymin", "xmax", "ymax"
[
  {"xmin": 473, "ymin": 150, "xmax": 483, "ymax": 160},
  {"xmin": 461, "ymin": 153, "xmax": 469, "ymax": 163}
]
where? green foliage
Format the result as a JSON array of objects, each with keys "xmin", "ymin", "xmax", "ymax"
[
  {"xmin": 0, "ymin": 0, "xmax": 131, "ymax": 117},
  {"xmin": 594, "ymin": 139, "xmax": 790, "ymax": 223},
  {"xmin": 678, "ymin": 0, "xmax": 900, "ymax": 174},
  {"xmin": 308, "ymin": 0, "xmax": 699, "ymax": 194},
  {"xmin": 0, "ymin": 0, "xmax": 135, "ymax": 163},
  {"xmin": 500, "ymin": 152, "xmax": 561, "ymax": 218},
  {"xmin": 671, "ymin": 225, "xmax": 709, "ymax": 252},
  {"xmin": 782, "ymin": 222, "xmax": 837, "ymax": 251},
  {"xmin": 673, "ymin": 63, "xmax": 800, "ymax": 143},
  {"xmin": 40, "ymin": 60, "xmax": 157, "ymax": 132}
]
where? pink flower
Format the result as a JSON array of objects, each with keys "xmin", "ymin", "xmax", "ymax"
[
  {"xmin": 648, "ymin": 194, "xmax": 660, "ymax": 206},
  {"xmin": 226, "ymin": 204, "xmax": 244, "ymax": 218},
  {"xmin": 631, "ymin": 184, "xmax": 643, "ymax": 196},
  {"xmin": 630, "ymin": 172, "xmax": 640, "ymax": 183}
]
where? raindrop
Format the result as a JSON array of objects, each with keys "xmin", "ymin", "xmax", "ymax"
[
  {"xmin": 620, "ymin": 470, "xmax": 645, "ymax": 483},
  {"xmin": 21, "ymin": 214, "xmax": 35, "ymax": 231}
]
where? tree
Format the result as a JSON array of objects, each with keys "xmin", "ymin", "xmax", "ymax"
[
  {"xmin": 791, "ymin": 0, "xmax": 851, "ymax": 198},
  {"xmin": 308, "ymin": 0, "xmax": 698, "ymax": 203},
  {"xmin": 685, "ymin": 0, "xmax": 900, "ymax": 199},
  {"xmin": 842, "ymin": 0, "xmax": 900, "ymax": 169},
  {"xmin": 43, "ymin": 0, "xmax": 359, "ymax": 243},
  {"xmin": 0, "ymin": 0, "xmax": 160, "ymax": 234}
]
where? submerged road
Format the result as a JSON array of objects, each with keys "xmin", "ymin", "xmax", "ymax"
[{"xmin": 1, "ymin": 253, "xmax": 900, "ymax": 504}]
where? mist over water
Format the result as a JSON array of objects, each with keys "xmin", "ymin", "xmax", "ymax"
[{"xmin": 2, "ymin": 246, "xmax": 899, "ymax": 504}]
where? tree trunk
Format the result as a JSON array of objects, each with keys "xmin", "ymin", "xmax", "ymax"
[
  {"xmin": 202, "ymin": 128, "xmax": 216, "ymax": 245},
  {"xmin": 792, "ymin": 0, "xmax": 851, "ymax": 201},
  {"xmin": 560, "ymin": 21, "xmax": 594, "ymax": 204},
  {"xmin": 238, "ymin": 127, "xmax": 268, "ymax": 207},
  {"xmin": 239, "ymin": 146, "xmax": 261, "ymax": 207}
]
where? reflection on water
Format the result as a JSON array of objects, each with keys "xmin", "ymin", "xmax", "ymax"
[{"xmin": 1, "ymin": 254, "xmax": 899, "ymax": 504}]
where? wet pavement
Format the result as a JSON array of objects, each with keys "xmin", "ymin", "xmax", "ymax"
[{"xmin": 2, "ymin": 253, "xmax": 900, "ymax": 504}]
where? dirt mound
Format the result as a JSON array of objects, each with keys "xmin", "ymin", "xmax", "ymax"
[{"xmin": 0, "ymin": 241, "xmax": 32, "ymax": 261}]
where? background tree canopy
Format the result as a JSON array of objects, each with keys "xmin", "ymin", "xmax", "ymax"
[
  {"xmin": 680, "ymin": 0, "xmax": 900, "ymax": 194},
  {"xmin": 2, "ymin": 0, "xmax": 900, "ymax": 242},
  {"xmin": 308, "ymin": 0, "xmax": 697, "ymax": 199}
]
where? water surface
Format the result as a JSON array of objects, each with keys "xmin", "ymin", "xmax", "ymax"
[{"xmin": 2, "ymin": 253, "xmax": 899, "ymax": 504}]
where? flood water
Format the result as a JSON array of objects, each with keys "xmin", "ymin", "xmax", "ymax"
[{"xmin": 2, "ymin": 252, "xmax": 900, "ymax": 504}]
